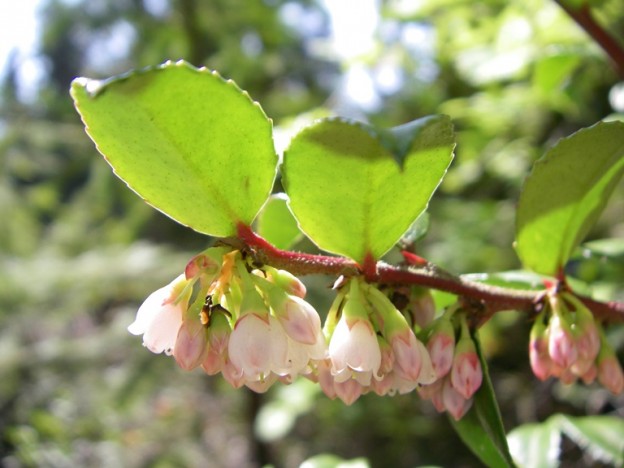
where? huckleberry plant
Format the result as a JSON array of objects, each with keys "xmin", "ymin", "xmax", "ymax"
[
  {"xmin": 130, "ymin": 248, "xmax": 328, "ymax": 391},
  {"xmin": 71, "ymin": 60, "xmax": 624, "ymax": 464}
]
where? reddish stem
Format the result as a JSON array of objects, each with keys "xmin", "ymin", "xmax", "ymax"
[
  {"xmin": 236, "ymin": 224, "xmax": 624, "ymax": 324},
  {"xmin": 236, "ymin": 223, "xmax": 359, "ymax": 276},
  {"xmin": 555, "ymin": 0, "xmax": 624, "ymax": 77}
]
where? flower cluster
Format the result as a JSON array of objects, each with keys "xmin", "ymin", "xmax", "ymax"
[
  {"xmin": 316, "ymin": 278, "xmax": 437, "ymax": 405},
  {"xmin": 128, "ymin": 247, "xmax": 327, "ymax": 392},
  {"xmin": 529, "ymin": 291, "xmax": 624, "ymax": 393},
  {"xmin": 418, "ymin": 310, "xmax": 483, "ymax": 420},
  {"xmin": 127, "ymin": 248, "xmax": 491, "ymax": 417}
]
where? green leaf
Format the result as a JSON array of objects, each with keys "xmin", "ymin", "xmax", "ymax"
[
  {"xmin": 71, "ymin": 60, "xmax": 277, "ymax": 237},
  {"xmin": 255, "ymin": 193, "xmax": 302, "ymax": 250},
  {"xmin": 533, "ymin": 54, "xmax": 581, "ymax": 95},
  {"xmin": 582, "ymin": 238, "xmax": 624, "ymax": 258},
  {"xmin": 507, "ymin": 418, "xmax": 561, "ymax": 468},
  {"xmin": 282, "ymin": 116, "xmax": 454, "ymax": 262},
  {"xmin": 507, "ymin": 414, "xmax": 624, "ymax": 467},
  {"xmin": 450, "ymin": 332, "xmax": 515, "ymax": 468},
  {"xmin": 516, "ymin": 121, "xmax": 624, "ymax": 276},
  {"xmin": 399, "ymin": 212, "xmax": 430, "ymax": 246},
  {"xmin": 559, "ymin": 415, "xmax": 624, "ymax": 466}
]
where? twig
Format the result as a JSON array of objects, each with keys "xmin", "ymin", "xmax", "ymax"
[
  {"xmin": 555, "ymin": 0, "xmax": 624, "ymax": 77},
  {"xmin": 236, "ymin": 224, "xmax": 624, "ymax": 324}
]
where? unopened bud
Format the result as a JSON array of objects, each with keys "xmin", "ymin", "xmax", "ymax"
[
  {"xmin": 529, "ymin": 313, "xmax": 553, "ymax": 381},
  {"xmin": 450, "ymin": 318, "xmax": 482, "ymax": 399},
  {"xmin": 426, "ymin": 313, "xmax": 456, "ymax": 379},
  {"xmin": 596, "ymin": 331, "xmax": 624, "ymax": 394},
  {"xmin": 174, "ymin": 314, "xmax": 208, "ymax": 371}
]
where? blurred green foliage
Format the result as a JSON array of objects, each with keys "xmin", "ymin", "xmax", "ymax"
[{"xmin": 1, "ymin": 0, "xmax": 623, "ymax": 466}]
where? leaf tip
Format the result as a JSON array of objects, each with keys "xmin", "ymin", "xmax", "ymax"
[{"xmin": 70, "ymin": 77, "xmax": 105, "ymax": 98}]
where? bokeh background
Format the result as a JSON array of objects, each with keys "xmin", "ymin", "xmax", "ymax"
[{"xmin": 1, "ymin": 0, "xmax": 623, "ymax": 466}]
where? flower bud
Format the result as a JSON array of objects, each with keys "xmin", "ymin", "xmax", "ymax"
[
  {"xmin": 184, "ymin": 248, "xmax": 223, "ymax": 281},
  {"xmin": 442, "ymin": 378, "xmax": 472, "ymax": 421},
  {"xmin": 596, "ymin": 331, "xmax": 624, "ymax": 394},
  {"xmin": 566, "ymin": 294, "xmax": 600, "ymax": 376},
  {"xmin": 174, "ymin": 310, "xmax": 208, "ymax": 371},
  {"xmin": 202, "ymin": 311, "xmax": 232, "ymax": 375},
  {"xmin": 547, "ymin": 309, "xmax": 577, "ymax": 370},
  {"xmin": 262, "ymin": 266, "xmax": 307, "ymax": 298},
  {"xmin": 450, "ymin": 318, "xmax": 482, "ymax": 399},
  {"xmin": 408, "ymin": 288, "xmax": 436, "ymax": 329},
  {"xmin": 334, "ymin": 378, "xmax": 364, "ymax": 406},
  {"xmin": 529, "ymin": 312, "xmax": 553, "ymax": 381},
  {"xmin": 426, "ymin": 313, "xmax": 456, "ymax": 379},
  {"xmin": 366, "ymin": 284, "xmax": 427, "ymax": 383},
  {"xmin": 316, "ymin": 359, "xmax": 337, "ymax": 399},
  {"xmin": 274, "ymin": 295, "xmax": 322, "ymax": 346}
]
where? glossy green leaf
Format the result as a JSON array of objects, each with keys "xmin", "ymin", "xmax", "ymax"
[
  {"xmin": 507, "ymin": 418, "xmax": 561, "ymax": 468},
  {"xmin": 508, "ymin": 414, "xmax": 624, "ymax": 467},
  {"xmin": 399, "ymin": 212, "xmax": 430, "ymax": 246},
  {"xmin": 450, "ymin": 331, "xmax": 514, "ymax": 468},
  {"xmin": 559, "ymin": 415, "xmax": 624, "ymax": 466},
  {"xmin": 71, "ymin": 60, "xmax": 277, "ymax": 237},
  {"xmin": 582, "ymin": 238, "xmax": 624, "ymax": 258},
  {"xmin": 516, "ymin": 121, "xmax": 624, "ymax": 276},
  {"xmin": 255, "ymin": 193, "xmax": 302, "ymax": 250},
  {"xmin": 282, "ymin": 116, "xmax": 454, "ymax": 262}
]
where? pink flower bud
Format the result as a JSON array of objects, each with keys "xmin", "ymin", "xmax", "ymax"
[
  {"xmin": 529, "ymin": 315, "xmax": 553, "ymax": 381},
  {"xmin": 185, "ymin": 253, "xmax": 217, "ymax": 280},
  {"xmin": 370, "ymin": 373, "xmax": 395, "ymax": 396},
  {"xmin": 390, "ymin": 330, "xmax": 423, "ymax": 382},
  {"xmin": 418, "ymin": 379, "xmax": 443, "ymax": 401},
  {"xmin": 174, "ymin": 316, "xmax": 208, "ymax": 371},
  {"xmin": 431, "ymin": 392, "xmax": 446, "ymax": 413},
  {"xmin": 202, "ymin": 348, "xmax": 224, "ymax": 375},
  {"xmin": 316, "ymin": 359, "xmax": 337, "ymax": 399},
  {"xmin": 547, "ymin": 313, "xmax": 577, "ymax": 369},
  {"xmin": 334, "ymin": 378, "xmax": 364, "ymax": 405},
  {"xmin": 572, "ymin": 316, "xmax": 600, "ymax": 376},
  {"xmin": 264, "ymin": 267, "xmax": 307, "ymax": 298},
  {"xmin": 426, "ymin": 315, "xmax": 456, "ymax": 379},
  {"xmin": 443, "ymin": 378, "xmax": 472, "ymax": 421},
  {"xmin": 377, "ymin": 336, "xmax": 395, "ymax": 376},
  {"xmin": 415, "ymin": 339, "xmax": 437, "ymax": 385},
  {"xmin": 597, "ymin": 351, "xmax": 624, "ymax": 394},
  {"xmin": 276, "ymin": 296, "xmax": 322, "ymax": 345},
  {"xmin": 450, "ymin": 321, "xmax": 482, "ymax": 399},
  {"xmin": 409, "ymin": 289, "xmax": 436, "ymax": 329}
]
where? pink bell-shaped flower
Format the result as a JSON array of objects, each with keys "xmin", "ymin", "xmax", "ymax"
[{"xmin": 128, "ymin": 274, "xmax": 191, "ymax": 355}]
